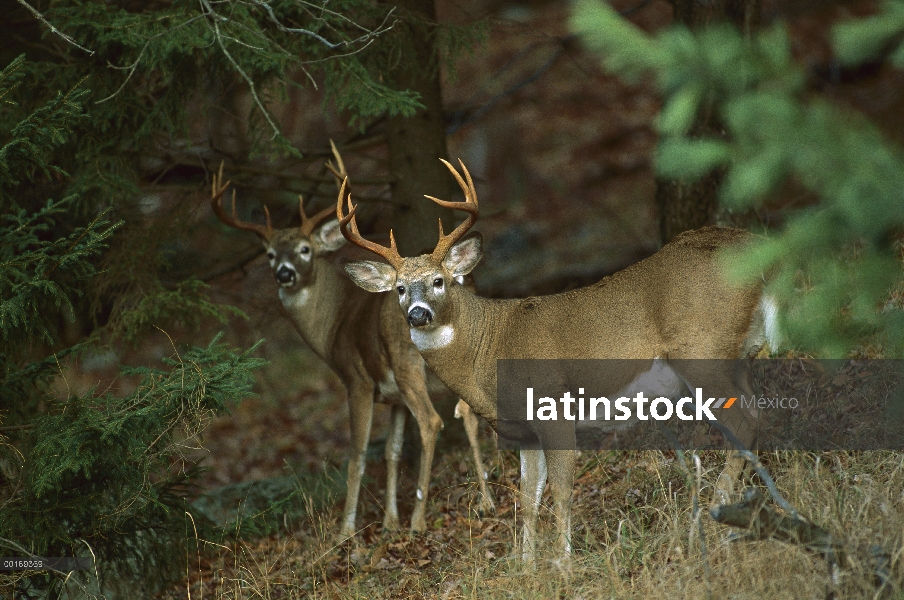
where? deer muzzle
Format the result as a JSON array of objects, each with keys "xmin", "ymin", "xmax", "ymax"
[
  {"xmin": 407, "ymin": 305, "xmax": 433, "ymax": 328},
  {"xmin": 276, "ymin": 264, "xmax": 296, "ymax": 285}
]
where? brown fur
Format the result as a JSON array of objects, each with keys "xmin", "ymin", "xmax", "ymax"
[{"xmin": 342, "ymin": 168, "xmax": 767, "ymax": 564}]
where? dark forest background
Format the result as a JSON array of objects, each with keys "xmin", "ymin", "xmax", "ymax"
[{"xmin": 1, "ymin": 0, "xmax": 903, "ymax": 597}]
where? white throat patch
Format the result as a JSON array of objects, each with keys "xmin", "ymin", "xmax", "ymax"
[
  {"xmin": 410, "ymin": 325, "xmax": 454, "ymax": 350},
  {"xmin": 279, "ymin": 287, "xmax": 309, "ymax": 310}
]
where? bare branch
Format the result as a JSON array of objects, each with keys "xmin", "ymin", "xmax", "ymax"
[{"xmin": 16, "ymin": 0, "xmax": 94, "ymax": 55}]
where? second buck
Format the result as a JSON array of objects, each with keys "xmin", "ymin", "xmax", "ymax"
[
  {"xmin": 209, "ymin": 158, "xmax": 493, "ymax": 538},
  {"xmin": 337, "ymin": 160, "xmax": 775, "ymax": 563}
]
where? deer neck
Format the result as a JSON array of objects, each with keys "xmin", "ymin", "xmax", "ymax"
[
  {"xmin": 278, "ymin": 258, "xmax": 345, "ymax": 360},
  {"xmin": 412, "ymin": 286, "xmax": 509, "ymax": 423}
]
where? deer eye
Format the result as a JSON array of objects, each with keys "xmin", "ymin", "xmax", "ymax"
[
  {"xmin": 433, "ymin": 277, "xmax": 444, "ymax": 289},
  {"xmin": 397, "ymin": 286, "xmax": 405, "ymax": 296},
  {"xmin": 299, "ymin": 246, "xmax": 310, "ymax": 255},
  {"xmin": 266, "ymin": 251, "xmax": 275, "ymax": 260}
]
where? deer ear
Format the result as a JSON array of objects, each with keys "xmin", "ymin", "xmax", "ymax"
[
  {"xmin": 317, "ymin": 220, "xmax": 346, "ymax": 252},
  {"xmin": 443, "ymin": 232, "xmax": 482, "ymax": 277},
  {"xmin": 343, "ymin": 260, "xmax": 397, "ymax": 293}
]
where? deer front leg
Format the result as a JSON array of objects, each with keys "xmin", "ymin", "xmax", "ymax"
[
  {"xmin": 455, "ymin": 399, "xmax": 495, "ymax": 514},
  {"xmin": 383, "ymin": 403, "xmax": 407, "ymax": 531},
  {"xmin": 519, "ymin": 448, "xmax": 547, "ymax": 565},
  {"xmin": 545, "ymin": 449, "xmax": 575, "ymax": 566},
  {"xmin": 340, "ymin": 381, "xmax": 375, "ymax": 539},
  {"xmin": 400, "ymin": 386, "xmax": 442, "ymax": 532}
]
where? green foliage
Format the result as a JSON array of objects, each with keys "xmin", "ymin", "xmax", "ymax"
[
  {"xmin": 572, "ymin": 0, "xmax": 904, "ymax": 357},
  {"xmin": 834, "ymin": 0, "xmax": 904, "ymax": 68},
  {"xmin": 1, "ymin": 336, "xmax": 266, "ymax": 597},
  {"xmin": 0, "ymin": 52, "xmax": 267, "ymax": 596}
]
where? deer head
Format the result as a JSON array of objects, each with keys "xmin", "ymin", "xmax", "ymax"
[
  {"xmin": 338, "ymin": 159, "xmax": 482, "ymax": 331},
  {"xmin": 211, "ymin": 162, "xmax": 343, "ymax": 290}
]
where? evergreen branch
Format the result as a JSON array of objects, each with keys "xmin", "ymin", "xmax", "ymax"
[
  {"xmin": 15, "ymin": 0, "xmax": 94, "ymax": 56},
  {"xmin": 43, "ymin": 208, "xmax": 111, "ymax": 279}
]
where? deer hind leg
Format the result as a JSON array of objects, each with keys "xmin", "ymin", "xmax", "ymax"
[
  {"xmin": 519, "ymin": 448, "xmax": 547, "ymax": 566},
  {"xmin": 455, "ymin": 399, "xmax": 495, "ymax": 514},
  {"xmin": 383, "ymin": 403, "xmax": 407, "ymax": 531},
  {"xmin": 673, "ymin": 360, "xmax": 759, "ymax": 504},
  {"xmin": 340, "ymin": 380, "xmax": 375, "ymax": 539},
  {"xmin": 709, "ymin": 361, "xmax": 759, "ymax": 504}
]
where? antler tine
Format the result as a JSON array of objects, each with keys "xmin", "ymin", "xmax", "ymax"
[
  {"xmin": 426, "ymin": 158, "xmax": 479, "ymax": 262},
  {"xmin": 210, "ymin": 160, "xmax": 272, "ymax": 239},
  {"xmin": 327, "ymin": 139, "xmax": 347, "ymax": 184},
  {"xmin": 298, "ymin": 195, "xmax": 334, "ymax": 236},
  {"xmin": 336, "ymin": 176, "xmax": 404, "ymax": 269}
]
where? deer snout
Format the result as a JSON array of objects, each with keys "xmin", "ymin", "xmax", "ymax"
[
  {"xmin": 276, "ymin": 264, "xmax": 296, "ymax": 285},
  {"xmin": 407, "ymin": 305, "xmax": 433, "ymax": 328}
]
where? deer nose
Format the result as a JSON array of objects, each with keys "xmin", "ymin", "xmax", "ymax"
[
  {"xmin": 407, "ymin": 306, "xmax": 432, "ymax": 327},
  {"xmin": 276, "ymin": 265, "xmax": 296, "ymax": 285}
]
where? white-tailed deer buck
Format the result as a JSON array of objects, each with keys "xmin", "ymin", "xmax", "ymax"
[
  {"xmin": 337, "ymin": 160, "xmax": 775, "ymax": 563},
  {"xmin": 209, "ymin": 157, "xmax": 494, "ymax": 539}
]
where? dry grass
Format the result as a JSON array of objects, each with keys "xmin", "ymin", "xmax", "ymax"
[{"xmin": 158, "ymin": 445, "xmax": 904, "ymax": 600}]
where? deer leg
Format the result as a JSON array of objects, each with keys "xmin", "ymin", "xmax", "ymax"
[
  {"xmin": 340, "ymin": 381, "xmax": 375, "ymax": 539},
  {"xmin": 545, "ymin": 448, "xmax": 574, "ymax": 566},
  {"xmin": 397, "ymin": 374, "xmax": 442, "ymax": 533},
  {"xmin": 713, "ymin": 400, "xmax": 758, "ymax": 504},
  {"xmin": 383, "ymin": 403, "xmax": 407, "ymax": 531},
  {"xmin": 674, "ymin": 361, "xmax": 759, "ymax": 504},
  {"xmin": 519, "ymin": 448, "xmax": 547, "ymax": 565},
  {"xmin": 455, "ymin": 399, "xmax": 495, "ymax": 514}
]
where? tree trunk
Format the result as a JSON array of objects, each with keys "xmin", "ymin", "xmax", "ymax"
[
  {"xmin": 383, "ymin": 0, "xmax": 455, "ymax": 256},
  {"xmin": 657, "ymin": 0, "xmax": 761, "ymax": 245}
]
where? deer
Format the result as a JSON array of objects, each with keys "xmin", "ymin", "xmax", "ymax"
[
  {"xmin": 336, "ymin": 159, "xmax": 776, "ymax": 564},
  {"xmin": 208, "ymin": 157, "xmax": 495, "ymax": 540}
]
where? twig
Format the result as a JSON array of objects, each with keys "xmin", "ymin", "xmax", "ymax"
[
  {"xmin": 96, "ymin": 14, "xmax": 207, "ymax": 104},
  {"xmin": 201, "ymin": 0, "xmax": 283, "ymax": 140},
  {"xmin": 16, "ymin": 0, "xmax": 94, "ymax": 55},
  {"xmin": 248, "ymin": 0, "xmax": 397, "ymax": 50}
]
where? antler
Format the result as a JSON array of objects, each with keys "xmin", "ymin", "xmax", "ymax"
[
  {"xmin": 325, "ymin": 139, "xmax": 347, "ymax": 189},
  {"xmin": 298, "ymin": 195, "xmax": 333, "ymax": 236},
  {"xmin": 210, "ymin": 161, "xmax": 273, "ymax": 239},
  {"xmin": 425, "ymin": 159, "xmax": 479, "ymax": 262},
  {"xmin": 336, "ymin": 176, "xmax": 405, "ymax": 270}
]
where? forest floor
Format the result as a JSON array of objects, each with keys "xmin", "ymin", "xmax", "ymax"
[{"xmin": 157, "ymin": 348, "xmax": 904, "ymax": 599}]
